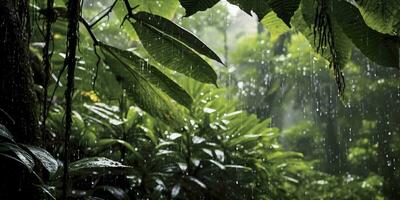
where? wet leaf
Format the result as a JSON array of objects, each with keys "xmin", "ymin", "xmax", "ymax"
[
  {"xmin": 69, "ymin": 157, "xmax": 131, "ymax": 175},
  {"xmin": 132, "ymin": 21, "xmax": 218, "ymax": 85},
  {"xmin": 133, "ymin": 12, "xmax": 223, "ymax": 64},
  {"xmin": 97, "ymin": 139, "xmax": 143, "ymax": 160},
  {"xmin": 179, "ymin": 0, "xmax": 220, "ymax": 16},
  {"xmin": 100, "ymin": 44, "xmax": 185, "ymax": 128},
  {"xmin": 100, "ymin": 43, "xmax": 193, "ymax": 109},
  {"xmin": 23, "ymin": 145, "xmax": 59, "ymax": 175},
  {"xmin": 0, "ymin": 124, "xmax": 14, "ymax": 142},
  {"xmin": 268, "ymin": 0, "xmax": 300, "ymax": 27}
]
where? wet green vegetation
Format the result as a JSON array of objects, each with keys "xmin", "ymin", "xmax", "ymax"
[{"xmin": 0, "ymin": 0, "xmax": 399, "ymax": 199}]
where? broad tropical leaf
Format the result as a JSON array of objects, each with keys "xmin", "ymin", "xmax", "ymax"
[
  {"xmin": 69, "ymin": 157, "xmax": 131, "ymax": 174},
  {"xmin": 332, "ymin": 0, "xmax": 400, "ymax": 68},
  {"xmin": 132, "ymin": 21, "xmax": 218, "ymax": 85},
  {"xmin": 355, "ymin": 0, "xmax": 400, "ymax": 35},
  {"xmin": 97, "ymin": 138, "xmax": 143, "ymax": 160},
  {"xmin": 133, "ymin": 12, "xmax": 223, "ymax": 64},
  {"xmin": 268, "ymin": 0, "xmax": 301, "ymax": 27},
  {"xmin": 261, "ymin": 12, "xmax": 290, "ymax": 38},
  {"xmin": 100, "ymin": 43, "xmax": 193, "ymax": 109},
  {"xmin": 131, "ymin": 0, "xmax": 180, "ymax": 19},
  {"xmin": 100, "ymin": 44, "xmax": 185, "ymax": 128},
  {"xmin": 179, "ymin": 0, "xmax": 220, "ymax": 16},
  {"xmin": 23, "ymin": 145, "xmax": 59, "ymax": 175},
  {"xmin": 0, "ymin": 143, "xmax": 35, "ymax": 171}
]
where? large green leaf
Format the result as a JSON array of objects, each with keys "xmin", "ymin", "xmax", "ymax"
[
  {"xmin": 100, "ymin": 44, "xmax": 185, "ymax": 128},
  {"xmin": 132, "ymin": 21, "xmax": 217, "ymax": 85},
  {"xmin": 355, "ymin": 0, "xmax": 400, "ymax": 35},
  {"xmin": 227, "ymin": 0, "xmax": 270, "ymax": 20},
  {"xmin": 292, "ymin": 0, "xmax": 352, "ymax": 70},
  {"xmin": 100, "ymin": 43, "xmax": 193, "ymax": 109},
  {"xmin": 69, "ymin": 157, "xmax": 131, "ymax": 175},
  {"xmin": 23, "ymin": 145, "xmax": 59, "ymax": 175},
  {"xmin": 261, "ymin": 11, "xmax": 290, "ymax": 38},
  {"xmin": 179, "ymin": 0, "xmax": 220, "ymax": 16},
  {"xmin": 131, "ymin": 0, "xmax": 180, "ymax": 19},
  {"xmin": 133, "ymin": 11, "xmax": 223, "ymax": 64},
  {"xmin": 268, "ymin": 0, "xmax": 300, "ymax": 27},
  {"xmin": 0, "ymin": 143, "xmax": 35, "ymax": 171},
  {"xmin": 332, "ymin": 0, "xmax": 400, "ymax": 68},
  {"xmin": 97, "ymin": 138, "xmax": 143, "ymax": 160}
]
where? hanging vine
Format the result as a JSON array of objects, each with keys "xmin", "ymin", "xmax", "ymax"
[
  {"xmin": 62, "ymin": 0, "xmax": 81, "ymax": 199},
  {"xmin": 313, "ymin": 0, "xmax": 345, "ymax": 94},
  {"xmin": 41, "ymin": 0, "xmax": 55, "ymax": 146}
]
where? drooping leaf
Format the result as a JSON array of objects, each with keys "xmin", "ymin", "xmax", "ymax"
[
  {"xmin": 113, "ymin": 0, "xmax": 179, "ymax": 42},
  {"xmin": 179, "ymin": 0, "xmax": 220, "ymax": 16},
  {"xmin": 69, "ymin": 157, "xmax": 131, "ymax": 175},
  {"xmin": 332, "ymin": 0, "xmax": 400, "ymax": 68},
  {"xmin": 100, "ymin": 43, "xmax": 193, "ymax": 109},
  {"xmin": 100, "ymin": 44, "xmax": 185, "ymax": 127},
  {"xmin": 261, "ymin": 11, "xmax": 290, "ymax": 38},
  {"xmin": 0, "ymin": 143, "xmax": 35, "ymax": 171},
  {"xmin": 227, "ymin": 0, "xmax": 270, "ymax": 20},
  {"xmin": 224, "ymin": 165, "xmax": 252, "ymax": 171},
  {"xmin": 268, "ymin": 0, "xmax": 301, "ymax": 27},
  {"xmin": 131, "ymin": 0, "xmax": 180, "ymax": 19},
  {"xmin": 205, "ymin": 159, "xmax": 225, "ymax": 170},
  {"xmin": 132, "ymin": 21, "xmax": 218, "ymax": 85},
  {"xmin": 83, "ymin": 103, "xmax": 124, "ymax": 126},
  {"xmin": 133, "ymin": 12, "xmax": 223, "ymax": 64},
  {"xmin": 268, "ymin": 151, "xmax": 303, "ymax": 162},
  {"xmin": 35, "ymin": 184, "xmax": 57, "ymax": 200},
  {"xmin": 23, "ymin": 145, "xmax": 59, "ymax": 175},
  {"xmin": 184, "ymin": 176, "xmax": 207, "ymax": 189},
  {"xmin": 0, "ymin": 124, "xmax": 14, "ymax": 142},
  {"xmin": 355, "ymin": 0, "xmax": 400, "ymax": 35},
  {"xmin": 97, "ymin": 139, "xmax": 143, "ymax": 160}
]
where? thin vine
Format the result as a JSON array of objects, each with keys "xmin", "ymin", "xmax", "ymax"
[
  {"xmin": 62, "ymin": 0, "xmax": 81, "ymax": 199},
  {"xmin": 41, "ymin": 0, "xmax": 55, "ymax": 146}
]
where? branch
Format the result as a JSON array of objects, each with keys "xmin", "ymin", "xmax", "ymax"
[
  {"xmin": 79, "ymin": 16, "xmax": 99, "ymax": 45},
  {"xmin": 121, "ymin": 0, "xmax": 140, "ymax": 27},
  {"xmin": 89, "ymin": 0, "xmax": 118, "ymax": 27}
]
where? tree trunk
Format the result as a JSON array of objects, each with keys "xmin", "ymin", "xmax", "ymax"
[
  {"xmin": 0, "ymin": 0, "xmax": 39, "ymax": 144},
  {"xmin": 0, "ymin": 0, "xmax": 41, "ymax": 199}
]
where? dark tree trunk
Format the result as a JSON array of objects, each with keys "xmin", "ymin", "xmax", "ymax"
[
  {"xmin": 0, "ymin": 0, "xmax": 41, "ymax": 199},
  {"xmin": 0, "ymin": 0, "xmax": 39, "ymax": 144}
]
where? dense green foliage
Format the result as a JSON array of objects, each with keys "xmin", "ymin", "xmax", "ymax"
[{"xmin": 0, "ymin": 0, "xmax": 399, "ymax": 199}]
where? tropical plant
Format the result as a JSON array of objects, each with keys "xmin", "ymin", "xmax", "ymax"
[{"xmin": 43, "ymin": 78, "xmax": 309, "ymax": 199}]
